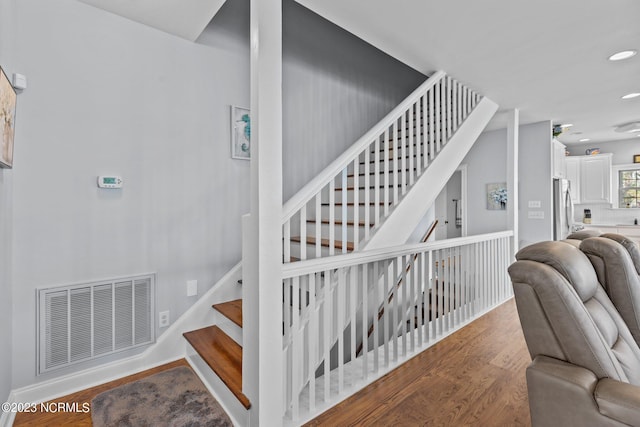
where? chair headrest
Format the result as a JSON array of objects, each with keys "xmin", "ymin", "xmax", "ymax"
[
  {"xmin": 516, "ymin": 240, "xmax": 599, "ymax": 302},
  {"xmin": 602, "ymin": 233, "xmax": 640, "ymax": 275},
  {"xmin": 567, "ymin": 229, "xmax": 601, "ymax": 240}
]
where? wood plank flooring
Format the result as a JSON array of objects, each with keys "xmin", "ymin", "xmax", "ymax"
[
  {"xmin": 305, "ymin": 298, "xmax": 531, "ymax": 426},
  {"xmin": 12, "ymin": 299, "xmax": 530, "ymax": 426},
  {"xmin": 13, "ymin": 359, "xmax": 189, "ymax": 427}
]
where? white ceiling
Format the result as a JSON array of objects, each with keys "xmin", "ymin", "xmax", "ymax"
[
  {"xmin": 77, "ymin": 0, "xmax": 226, "ymax": 41},
  {"xmin": 77, "ymin": 0, "xmax": 640, "ymax": 145}
]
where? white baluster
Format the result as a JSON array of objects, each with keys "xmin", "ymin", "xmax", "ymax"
[
  {"xmin": 349, "ymin": 265, "xmax": 358, "ymax": 385},
  {"xmin": 416, "ymin": 251, "xmax": 424, "ymax": 347},
  {"xmin": 408, "ymin": 254, "xmax": 416, "ymax": 352},
  {"xmin": 323, "ymin": 269, "xmax": 331, "ymax": 402},
  {"xmin": 383, "ymin": 259, "xmax": 390, "ymax": 367},
  {"xmin": 392, "ymin": 257, "xmax": 399, "ymax": 361},
  {"xmin": 364, "ymin": 144, "xmax": 371, "ymax": 232},
  {"xmin": 374, "ymin": 136, "xmax": 381, "ymax": 227},
  {"xmin": 435, "ymin": 81, "xmax": 441, "ymax": 153},
  {"xmin": 384, "ymin": 129, "xmax": 390, "ymax": 215},
  {"xmin": 352, "ymin": 159, "xmax": 360, "ymax": 250},
  {"xmin": 372, "ymin": 261, "xmax": 379, "ymax": 373},
  {"xmin": 308, "ymin": 273, "xmax": 316, "ymax": 411},
  {"xmin": 361, "ymin": 264, "xmax": 368, "ymax": 380},
  {"xmin": 415, "ymin": 98, "xmax": 422, "ymax": 174},
  {"xmin": 408, "ymin": 104, "xmax": 414, "ymax": 186},
  {"xmin": 341, "ymin": 169, "xmax": 348, "ymax": 254},
  {"xmin": 291, "ymin": 275, "xmax": 300, "ymax": 420},
  {"xmin": 452, "ymin": 79, "xmax": 458, "ymax": 133},
  {"xmin": 315, "ymin": 193, "xmax": 321, "ymax": 259},
  {"xmin": 392, "ymin": 121, "xmax": 399, "ymax": 207},
  {"xmin": 299, "ymin": 205, "xmax": 306, "ymax": 261},
  {"xmin": 284, "ymin": 220, "xmax": 291, "ymax": 263},
  {"xmin": 329, "ymin": 179, "xmax": 335, "ymax": 256},
  {"xmin": 401, "ymin": 112, "xmax": 408, "ymax": 195},
  {"xmin": 337, "ymin": 269, "xmax": 345, "ymax": 392}
]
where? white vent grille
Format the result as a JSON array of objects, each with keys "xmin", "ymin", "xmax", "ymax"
[{"xmin": 38, "ymin": 274, "xmax": 155, "ymax": 374}]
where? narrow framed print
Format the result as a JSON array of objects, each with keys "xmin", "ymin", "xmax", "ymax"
[{"xmin": 231, "ymin": 106, "xmax": 250, "ymax": 160}]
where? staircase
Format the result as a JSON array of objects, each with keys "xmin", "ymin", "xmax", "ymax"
[{"xmin": 181, "ymin": 71, "xmax": 498, "ymax": 424}]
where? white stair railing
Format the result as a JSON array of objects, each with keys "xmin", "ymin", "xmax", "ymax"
[
  {"xmin": 281, "ymin": 231, "xmax": 514, "ymax": 423},
  {"xmin": 281, "ymin": 71, "xmax": 481, "ymax": 262}
]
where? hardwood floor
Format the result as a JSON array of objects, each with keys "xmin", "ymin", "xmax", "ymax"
[
  {"xmin": 12, "ymin": 299, "xmax": 530, "ymax": 426},
  {"xmin": 13, "ymin": 359, "xmax": 189, "ymax": 427},
  {"xmin": 306, "ymin": 298, "xmax": 532, "ymax": 426}
]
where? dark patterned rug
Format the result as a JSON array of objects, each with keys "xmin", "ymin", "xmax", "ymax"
[{"xmin": 91, "ymin": 366, "xmax": 233, "ymax": 427}]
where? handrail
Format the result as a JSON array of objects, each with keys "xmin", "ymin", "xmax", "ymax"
[
  {"xmin": 282, "ymin": 230, "xmax": 514, "ymax": 278},
  {"xmin": 281, "ymin": 70, "xmax": 446, "ymax": 223}
]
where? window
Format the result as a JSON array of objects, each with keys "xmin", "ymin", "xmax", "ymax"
[{"xmin": 618, "ymin": 169, "xmax": 640, "ymax": 208}]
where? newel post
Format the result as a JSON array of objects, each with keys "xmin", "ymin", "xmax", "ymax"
[
  {"xmin": 507, "ymin": 109, "xmax": 519, "ymax": 256},
  {"xmin": 243, "ymin": 0, "xmax": 284, "ymax": 426}
]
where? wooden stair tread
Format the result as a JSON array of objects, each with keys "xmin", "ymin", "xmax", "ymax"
[
  {"xmin": 335, "ymin": 185, "xmax": 400, "ymax": 191},
  {"xmin": 183, "ymin": 325, "xmax": 251, "ymax": 409},
  {"xmin": 306, "ymin": 219, "xmax": 372, "ymax": 227},
  {"xmin": 213, "ymin": 299, "xmax": 243, "ymax": 328},
  {"xmin": 347, "ymin": 168, "xmax": 418, "ymax": 177},
  {"xmin": 290, "ymin": 236, "xmax": 354, "ymax": 251}
]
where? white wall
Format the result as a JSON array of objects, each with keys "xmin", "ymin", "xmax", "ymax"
[
  {"xmin": 10, "ymin": 0, "xmax": 251, "ymax": 389},
  {"xmin": 0, "ymin": 0, "xmax": 15, "ymax": 403},
  {"xmin": 518, "ymin": 121, "xmax": 553, "ymax": 247},
  {"xmin": 567, "ymin": 139, "xmax": 640, "ymax": 164},
  {"xmin": 462, "ymin": 128, "xmax": 508, "ymax": 235},
  {"xmin": 8, "ymin": 0, "xmax": 426, "ymax": 391}
]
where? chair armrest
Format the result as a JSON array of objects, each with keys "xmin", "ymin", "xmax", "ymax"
[
  {"xmin": 527, "ymin": 356, "xmax": 628, "ymax": 426},
  {"xmin": 595, "ymin": 378, "xmax": 640, "ymax": 425}
]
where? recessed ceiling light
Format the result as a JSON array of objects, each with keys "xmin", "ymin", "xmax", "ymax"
[
  {"xmin": 563, "ymin": 123, "xmax": 574, "ymax": 127},
  {"xmin": 615, "ymin": 122, "xmax": 640, "ymax": 133},
  {"xmin": 622, "ymin": 92, "xmax": 640, "ymax": 99},
  {"xmin": 609, "ymin": 50, "xmax": 638, "ymax": 61},
  {"xmin": 579, "ymin": 138, "xmax": 591, "ymax": 142}
]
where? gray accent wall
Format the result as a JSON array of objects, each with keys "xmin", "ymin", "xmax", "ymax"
[
  {"xmin": 8, "ymin": 0, "xmax": 425, "ymax": 390},
  {"xmin": 0, "ymin": 0, "xmax": 15, "ymax": 403}
]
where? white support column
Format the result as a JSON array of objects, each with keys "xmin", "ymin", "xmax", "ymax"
[
  {"xmin": 506, "ymin": 109, "xmax": 519, "ymax": 256},
  {"xmin": 244, "ymin": 1, "xmax": 283, "ymax": 426}
]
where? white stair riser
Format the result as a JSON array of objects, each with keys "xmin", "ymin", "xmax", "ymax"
[
  {"xmin": 327, "ymin": 188, "xmax": 401, "ymax": 204},
  {"xmin": 288, "ymin": 241, "xmax": 338, "ymax": 259},
  {"xmin": 320, "ymin": 204, "xmax": 384, "ymax": 221},
  {"xmin": 304, "ymin": 222, "xmax": 365, "ymax": 242}
]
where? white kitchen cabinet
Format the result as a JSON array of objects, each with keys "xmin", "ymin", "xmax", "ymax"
[
  {"xmin": 552, "ymin": 139, "xmax": 567, "ymax": 178},
  {"xmin": 565, "ymin": 154, "xmax": 612, "ymax": 204},
  {"xmin": 565, "ymin": 157, "xmax": 581, "ymax": 204},
  {"xmin": 580, "ymin": 154, "xmax": 612, "ymax": 203}
]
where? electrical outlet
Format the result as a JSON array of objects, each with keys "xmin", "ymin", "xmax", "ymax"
[
  {"xmin": 187, "ymin": 280, "xmax": 198, "ymax": 297},
  {"xmin": 159, "ymin": 310, "xmax": 170, "ymax": 328}
]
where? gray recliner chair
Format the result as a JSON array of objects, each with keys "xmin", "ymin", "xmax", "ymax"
[
  {"xmin": 509, "ymin": 241, "xmax": 640, "ymax": 426},
  {"xmin": 580, "ymin": 235, "xmax": 640, "ymax": 346}
]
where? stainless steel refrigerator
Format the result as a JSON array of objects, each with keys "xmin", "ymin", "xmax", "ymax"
[{"xmin": 553, "ymin": 178, "xmax": 575, "ymax": 240}]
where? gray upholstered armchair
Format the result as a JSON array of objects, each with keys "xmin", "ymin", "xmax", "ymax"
[{"xmin": 509, "ymin": 241, "xmax": 640, "ymax": 426}]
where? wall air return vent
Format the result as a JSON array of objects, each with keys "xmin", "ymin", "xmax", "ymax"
[{"xmin": 37, "ymin": 274, "xmax": 155, "ymax": 374}]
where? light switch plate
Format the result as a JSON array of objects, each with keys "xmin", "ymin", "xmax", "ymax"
[
  {"xmin": 528, "ymin": 211, "xmax": 545, "ymax": 219},
  {"xmin": 528, "ymin": 200, "xmax": 541, "ymax": 208}
]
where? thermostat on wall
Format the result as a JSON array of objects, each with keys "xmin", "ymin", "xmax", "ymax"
[{"xmin": 97, "ymin": 175, "xmax": 123, "ymax": 188}]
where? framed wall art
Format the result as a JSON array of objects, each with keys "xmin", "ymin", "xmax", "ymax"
[
  {"xmin": 0, "ymin": 66, "xmax": 17, "ymax": 168},
  {"xmin": 486, "ymin": 182, "xmax": 507, "ymax": 210},
  {"xmin": 231, "ymin": 105, "xmax": 251, "ymax": 160}
]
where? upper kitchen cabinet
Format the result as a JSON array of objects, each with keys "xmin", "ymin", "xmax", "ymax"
[
  {"xmin": 552, "ymin": 139, "xmax": 567, "ymax": 178},
  {"xmin": 580, "ymin": 153, "xmax": 612, "ymax": 204},
  {"xmin": 564, "ymin": 154, "xmax": 612, "ymax": 204}
]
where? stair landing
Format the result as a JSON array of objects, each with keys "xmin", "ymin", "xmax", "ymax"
[{"xmin": 183, "ymin": 325, "xmax": 251, "ymax": 409}]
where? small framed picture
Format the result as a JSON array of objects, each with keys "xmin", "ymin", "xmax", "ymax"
[
  {"xmin": 634, "ymin": 154, "xmax": 640, "ymax": 164},
  {"xmin": 231, "ymin": 105, "xmax": 250, "ymax": 160},
  {"xmin": 0, "ymin": 66, "xmax": 17, "ymax": 169}
]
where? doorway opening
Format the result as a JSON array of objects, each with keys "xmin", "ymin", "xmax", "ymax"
[{"xmin": 434, "ymin": 165, "xmax": 467, "ymax": 240}]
